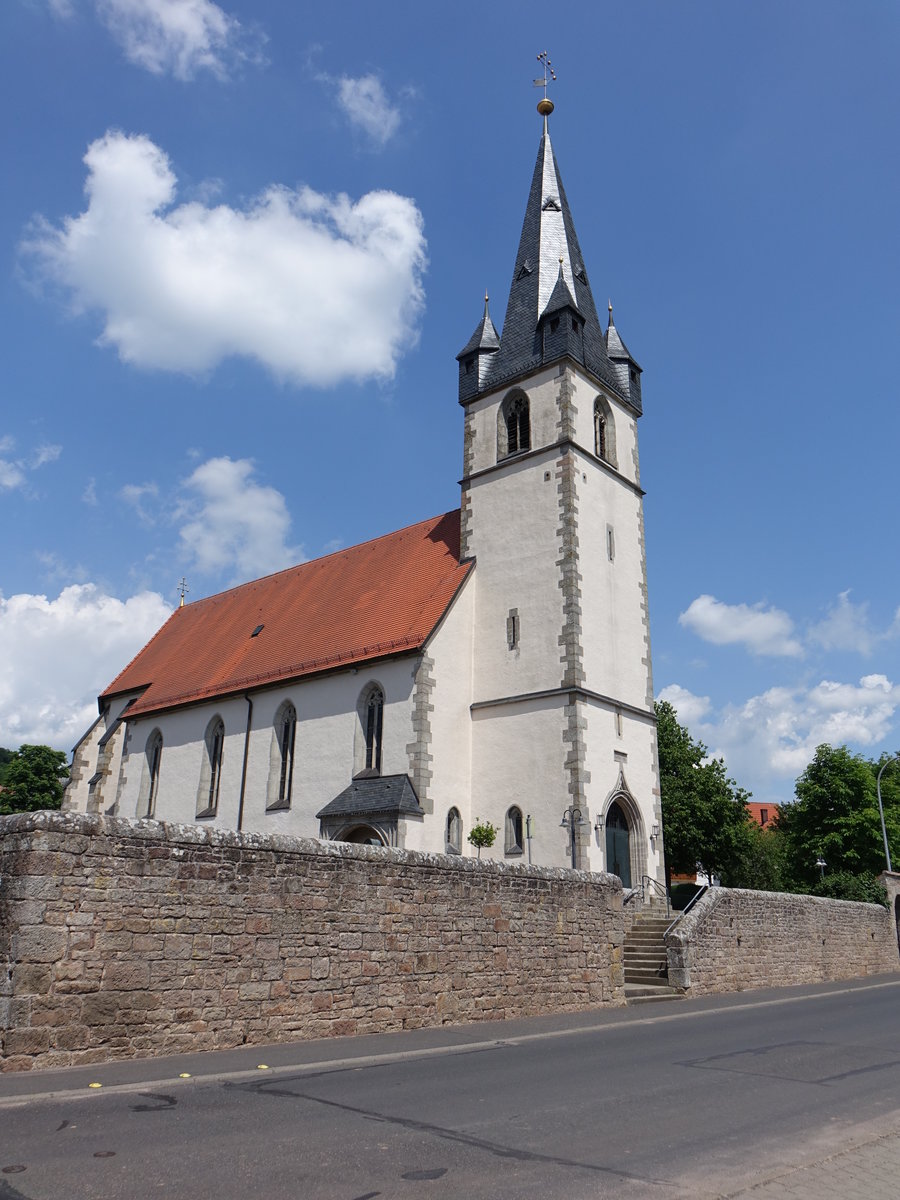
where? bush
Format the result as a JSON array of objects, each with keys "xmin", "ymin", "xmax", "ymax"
[{"xmin": 813, "ymin": 870, "xmax": 888, "ymax": 907}]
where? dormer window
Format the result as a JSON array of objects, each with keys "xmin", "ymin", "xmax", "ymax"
[
  {"xmin": 465, "ymin": 357, "xmax": 474, "ymax": 373},
  {"xmin": 550, "ymin": 317, "xmax": 560, "ymax": 334}
]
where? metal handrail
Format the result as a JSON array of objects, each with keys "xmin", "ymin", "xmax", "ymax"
[
  {"xmin": 623, "ymin": 887, "xmax": 642, "ymax": 907},
  {"xmin": 640, "ymin": 874, "xmax": 671, "ymax": 916},
  {"xmin": 664, "ymin": 883, "xmax": 709, "ymax": 939}
]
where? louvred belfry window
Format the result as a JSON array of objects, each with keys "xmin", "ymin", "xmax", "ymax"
[{"xmin": 506, "ymin": 396, "xmax": 530, "ymax": 454}]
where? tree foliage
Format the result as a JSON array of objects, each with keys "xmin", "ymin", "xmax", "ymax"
[
  {"xmin": 776, "ymin": 744, "xmax": 900, "ymax": 891},
  {"xmin": 0, "ymin": 746, "xmax": 14, "ymax": 785},
  {"xmin": 0, "ymin": 744, "xmax": 69, "ymax": 815},
  {"xmin": 655, "ymin": 701, "xmax": 753, "ymax": 885},
  {"xmin": 467, "ymin": 819, "xmax": 498, "ymax": 859}
]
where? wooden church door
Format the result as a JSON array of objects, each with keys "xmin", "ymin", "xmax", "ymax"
[{"xmin": 605, "ymin": 801, "xmax": 632, "ymax": 888}]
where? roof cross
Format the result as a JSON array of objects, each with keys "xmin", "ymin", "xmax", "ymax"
[{"xmin": 177, "ymin": 577, "xmax": 190, "ymax": 608}]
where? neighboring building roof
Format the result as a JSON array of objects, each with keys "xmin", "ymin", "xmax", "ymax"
[
  {"xmin": 746, "ymin": 802, "xmax": 779, "ymax": 830},
  {"xmin": 316, "ymin": 774, "xmax": 424, "ymax": 821},
  {"xmin": 102, "ymin": 511, "xmax": 472, "ymax": 718},
  {"xmin": 482, "ymin": 127, "xmax": 632, "ymax": 406}
]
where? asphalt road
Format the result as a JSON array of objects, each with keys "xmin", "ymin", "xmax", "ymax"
[{"xmin": 2, "ymin": 975, "xmax": 900, "ymax": 1199}]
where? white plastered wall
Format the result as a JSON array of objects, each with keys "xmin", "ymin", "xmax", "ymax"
[
  {"xmin": 402, "ymin": 572, "xmax": 475, "ymax": 855},
  {"xmin": 116, "ymin": 657, "xmax": 418, "ymax": 837},
  {"xmin": 469, "ymin": 695, "xmax": 569, "ymax": 866}
]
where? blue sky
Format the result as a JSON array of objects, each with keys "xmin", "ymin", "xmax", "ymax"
[{"xmin": 1, "ymin": 0, "xmax": 898, "ymax": 806}]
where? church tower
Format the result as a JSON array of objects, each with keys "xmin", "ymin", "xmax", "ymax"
[{"xmin": 457, "ymin": 96, "xmax": 663, "ymax": 884}]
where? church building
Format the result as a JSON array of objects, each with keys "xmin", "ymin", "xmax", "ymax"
[{"xmin": 66, "ymin": 99, "xmax": 665, "ymax": 888}]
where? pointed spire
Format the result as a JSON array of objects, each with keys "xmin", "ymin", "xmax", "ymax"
[
  {"xmin": 479, "ymin": 123, "xmax": 617, "ymax": 395},
  {"xmin": 456, "ymin": 292, "xmax": 500, "ymax": 359},
  {"xmin": 605, "ymin": 297, "xmax": 636, "ymax": 363}
]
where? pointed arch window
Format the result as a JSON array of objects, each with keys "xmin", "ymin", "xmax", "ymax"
[
  {"xmin": 267, "ymin": 701, "xmax": 297, "ymax": 811},
  {"xmin": 593, "ymin": 395, "xmax": 616, "ymax": 467},
  {"xmin": 139, "ymin": 729, "xmax": 163, "ymax": 818},
  {"xmin": 446, "ymin": 807, "xmax": 462, "ymax": 854},
  {"xmin": 355, "ymin": 684, "xmax": 384, "ymax": 776},
  {"xmin": 197, "ymin": 716, "xmax": 224, "ymax": 817},
  {"xmin": 505, "ymin": 806, "xmax": 524, "ymax": 856},
  {"xmin": 498, "ymin": 392, "xmax": 530, "ymax": 459}
]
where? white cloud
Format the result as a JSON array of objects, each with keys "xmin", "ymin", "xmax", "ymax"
[
  {"xmin": 177, "ymin": 456, "xmax": 302, "ymax": 583},
  {"xmin": 336, "ymin": 74, "xmax": 401, "ymax": 146},
  {"xmin": 31, "ymin": 443, "xmax": 62, "ymax": 468},
  {"xmin": 83, "ymin": 477, "xmax": 98, "ymax": 505},
  {"xmin": 23, "ymin": 130, "xmax": 427, "ymax": 386},
  {"xmin": 0, "ymin": 434, "xmax": 62, "ymax": 492},
  {"xmin": 666, "ymin": 673, "xmax": 900, "ymax": 799},
  {"xmin": 656, "ymin": 683, "xmax": 711, "ymax": 727},
  {"xmin": 0, "ymin": 584, "xmax": 172, "ymax": 749},
  {"xmin": 46, "ymin": 0, "xmax": 258, "ymax": 79},
  {"xmin": 0, "ymin": 460, "xmax": 27, "ymax": 491},
  {"xmin": 679, "ymin": 594, "xmax": 803, "ymax": 658},
  {"xmin": 119, "ymin": 480, "xmax": 160, "ymax": 525},
  {"xmin": 808, "ymin": 590, "xmax": 900, "ymax": 656}
]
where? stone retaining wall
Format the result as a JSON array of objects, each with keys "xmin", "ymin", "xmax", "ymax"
[
  {"xmin": 666, "ymin": 886, "xmax": 899, "ymax": 994},
  {"xmin": 0, "ymin": 812, "xmax": 625, "ymax": 1072}
]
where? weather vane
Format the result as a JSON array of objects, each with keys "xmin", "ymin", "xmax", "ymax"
[
  {"xmin": 534, "ymin": 51, "xmax": 557, "ymax": 120},
  {"xmin": 177, "ymin": 577, "xmax": 190, "ymax": 608}
]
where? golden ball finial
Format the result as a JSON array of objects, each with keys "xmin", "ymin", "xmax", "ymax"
[{"xmin": 537, "ymin": 98, "xmax": 554, "ymax": 117}]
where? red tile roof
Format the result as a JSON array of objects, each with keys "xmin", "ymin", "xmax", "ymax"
[
  {"xmin": 103, "ymin": 511, "xmax": 472, "ymax": 718},
  {"xmin": 746, "ymin": 802, "xmax": 779, "ymax": 830}
]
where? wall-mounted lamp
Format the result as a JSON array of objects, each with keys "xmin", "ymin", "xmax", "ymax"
[
  {"xmin": 594, "ymin": 815, "xmax": 604, "ymax": 833},
  {"xmin": 560, "ymin": 805, "xmax": 588, "ymax": 869},
  {"xmin": 650, "ymin": 823, "xmax": 660, "ymax": 839}
]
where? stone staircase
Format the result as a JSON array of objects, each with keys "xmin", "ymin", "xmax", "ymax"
[{"xmin": 624, "ymin": 911, "xmax": 683, "ymax": 1004}]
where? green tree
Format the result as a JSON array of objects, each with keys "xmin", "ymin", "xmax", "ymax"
[
  {"xmin": 467, "ymin": 819, "xmax": 498, "ymax": 859},
  {"xmin": 655, "ymin": 700, "xmax": 753, "ymax": 886},
  {"xmin": 727, "ymin": 822, "xmax": 790, "ymax": 892},
  {"xmin": 0, "ymin": 746, "xmax": 14, "ymax": 786},
  {"xmin": 0, "ymin": 744, "xmax": 69, "ymax": 815},
  {"xmin": 777, "ymin": 744, "xmax": 899, "ymax": 891}
]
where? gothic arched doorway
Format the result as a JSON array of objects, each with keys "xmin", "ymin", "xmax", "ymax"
[
  {"xmin": 605, "ymin": 801, "xmax": 632, "ymax": 888},
  {"xmin": 340, "ymin": 825, "xmax": 386, "ymax": 847}
]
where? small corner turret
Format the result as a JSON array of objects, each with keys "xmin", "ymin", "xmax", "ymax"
[
  {"xmin": 606, "ymin": 300, "xmax": 642, "ymax": 412},
  {"xmin": 456, "ymin": 293, "xmax": 499, "ymax": 403}
]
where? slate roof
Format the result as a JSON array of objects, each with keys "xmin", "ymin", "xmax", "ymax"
[
  {"xmin": 102, "ymin": 511, "xmax": 472, "ymax": 718},
  {"xmin": 606, "ymin": 310, "xmax": 640, "ymax": 369},
  {"xmin": 481, "ymin": 126, "xmax": 636, "ymax": 408},
  {"xmin": 316, "ymin": 774, "xmax": 424, "ymax": 821},
  {"xmin": 456, "ymin": 296, "xmax": 500, "ymax": 359}
]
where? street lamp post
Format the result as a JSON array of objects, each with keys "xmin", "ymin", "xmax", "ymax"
[
  {"xmin": 560, "ymin": 805, "xmax": 588, "ymax": 870},
  {"xmin": 875, "ymin": 756, "xmax": 897, "ymax": 874},
  {"xmin": 815, "ymin": 855, "xmax": 827, "ymax": 882}
]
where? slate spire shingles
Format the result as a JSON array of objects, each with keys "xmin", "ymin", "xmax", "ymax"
[
  {"xmin": 472, "ymin": 123, "xmax": 637, "ymax": 410},
  {"xmin": 102, "ymin": 511, "xmax": 472, "ymax": 718}
]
